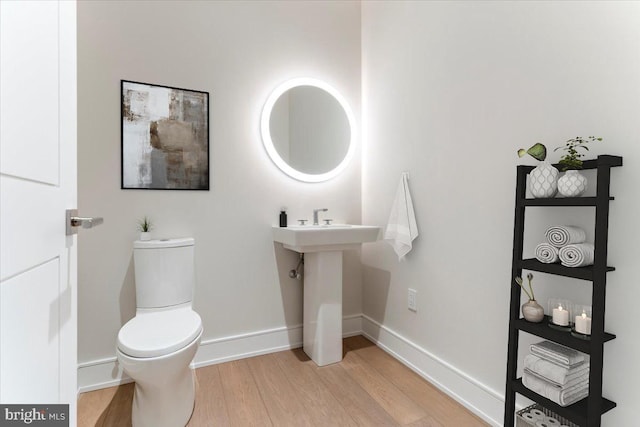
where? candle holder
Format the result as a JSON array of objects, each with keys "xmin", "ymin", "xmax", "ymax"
[
  {"xmin": 548, "ymin": 298, "xmax": 573, "ymax": 331},
  {"xmin": 571, "ymin": 305, "xmax": 592, "ymax": 340}
]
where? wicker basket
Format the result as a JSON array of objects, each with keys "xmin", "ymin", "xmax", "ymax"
[{"xmin": 516, "ymin": 403, "xmax": 578, "ymax": 427}]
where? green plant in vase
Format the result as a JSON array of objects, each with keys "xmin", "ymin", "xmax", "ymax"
[
  {"xmin": 516, "ymin": 273, "xmax": 544, "ymax": 323},
  {"xmin": 137, "ymin": 216, "xmax": 153, "ymax": 241},
  {"xmin": 554, "ymin": 136, "xmax": 602, "ymax": 197},
  {"xmin": 554, "ymin": 136, "xmax": 602, "ymax": 171}
]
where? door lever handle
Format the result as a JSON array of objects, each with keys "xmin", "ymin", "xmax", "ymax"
[
  {"xmin": 71, "ymin": 216, "xmax": 103, "ymax": 228},
  {"xmin": 66, "ymin": 209, "xmax": 104, "ymax": 235}
]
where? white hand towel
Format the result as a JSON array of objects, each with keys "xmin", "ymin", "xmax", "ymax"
[
  {"xmin": 559, "ymin": 243, "xmax": 595, "ymax": 268},
  {"xmin": 523, "ymin": 354, "xmax": 590, "ymax": 387},
  {"xmin": 545, "ymin": 226, "xmax": 586, "ymax": 248},
  {"xmin": 524, "ymin": 368, "xmax": 590, "ymax": 390},
  {"xmin": 384, "ymin": 173, "xmax": 418, "ymax": 260},
  {"xmin": 522, "ymin": 371, "xmax": 589, "ymax": 407},
  {"xmin": 535, "ymin": 243, "xmax": 560, "ymax": 264},
  {"xmin": 530, "ymin": 341, "xmax": 587, "ymax": 368}
]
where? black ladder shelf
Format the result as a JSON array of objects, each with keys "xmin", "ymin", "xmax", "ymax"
[{"xmin": 504, "ymin": 155, "xmax": 622, "ymax": 427}]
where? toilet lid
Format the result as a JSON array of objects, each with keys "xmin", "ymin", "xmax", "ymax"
[{"xmin": 117, "ymin": 308, "xmax": 202, "ymax": 358}]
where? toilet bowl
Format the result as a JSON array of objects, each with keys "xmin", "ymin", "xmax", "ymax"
[
  {"xmin": 117, "ymin": 238, "xmax": 202, "ymax": 427},
  {"xmin": 117, "ymin": 315, "xmax": 202, "ymax": 426}
]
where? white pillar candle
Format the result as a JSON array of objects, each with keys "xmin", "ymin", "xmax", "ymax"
[
  {"xmin": 552, "ymin": 305, "xmax": 569, "ymax": 326},
  {"xmin": 575, "ymin": 311, "xmax": 592, "ymax": 335}
]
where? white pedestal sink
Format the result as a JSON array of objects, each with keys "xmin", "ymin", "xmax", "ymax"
[{"xmin": 272, "ymin": 225, "xmax": 381, "ymax": 366}]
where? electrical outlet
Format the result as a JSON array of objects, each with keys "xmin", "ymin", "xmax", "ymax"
[{"xmin": 408, "ymin": 288, "xmax": 417, "ymax": 312}]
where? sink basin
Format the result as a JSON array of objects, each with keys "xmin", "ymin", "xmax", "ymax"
[{"xmin": 272, "ymin": 224, "xmax": 381, "ymax": 253}]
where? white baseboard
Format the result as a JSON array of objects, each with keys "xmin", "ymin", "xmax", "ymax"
[
  {"xmin": 361, "ymin": 314, "xmax": 504, "ymax": 426},
  {"xmin": 78, "ymin": 314, "xmax": 363, "ymax": 394},
  {"xmin": 77, "ymin": 356, "xmax": 131, "ymax": 393},
  {"xmin": 342, "ymin": 313, "xmax": 363, "ymax": 337},
  {"xmin": 192, "ymin": 323, "xmax": 303, "ymax": 368}
]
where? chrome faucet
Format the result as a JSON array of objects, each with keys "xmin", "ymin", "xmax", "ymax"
[{"xmin": 313, "ymin": 208, "xmax": 328, "ymax": 225}]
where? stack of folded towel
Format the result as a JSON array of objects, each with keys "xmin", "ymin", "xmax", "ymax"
[
  {"xmin": 523, "ymin": 340, "xmax": 590, "ymax": 407},
  {"xmin": 535, "ymin": 226, "xmax": 594, "ymax": 267}
]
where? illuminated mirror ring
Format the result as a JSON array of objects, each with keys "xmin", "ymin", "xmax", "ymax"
[{"xmin": 261, "ymin": 78, "xmax": 356, "ymax": 183}]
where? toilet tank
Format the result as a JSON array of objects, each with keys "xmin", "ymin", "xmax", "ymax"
[{"xmin": 133, "ymin": 238, "xmax": 195, "ymax": 308}]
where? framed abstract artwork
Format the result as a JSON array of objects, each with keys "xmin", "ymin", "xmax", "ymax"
[{"xmin": 121, "ymin": 80, "xmax": 209, "ymax": 190}]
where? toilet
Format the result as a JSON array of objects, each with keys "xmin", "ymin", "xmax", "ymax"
[{"xmin": 116, "ymin": 237, "xmax": 203, "ymax": 427}]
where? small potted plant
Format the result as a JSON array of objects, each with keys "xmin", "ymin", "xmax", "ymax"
[
  {"xmin": 554, "ymin": 136, "xmax": 602, "ymax": 197},
  {"xmin": 137, "ymin": 216, "xmax": 153, "ymax": 241},
  {"xmin": 515, "ymin": 273, "xmax": 544, "ymax": 323},
  {"xmin": 517, "ymin": 143, "xmax": 558, "ymax": 198}
]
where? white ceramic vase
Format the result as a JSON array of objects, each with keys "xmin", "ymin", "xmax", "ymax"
[
  {"xmin": 558, "ymin": 170, "xmax": 587, "ymax": 197},
  {"xmin": 140, "ymin": 232, "xmax": 151, "ymax": 241},
  {"xmin": 529, "ymin": 161, "xmax": 559, "ymax": 198},
  {"xmin": 522, "ymin": 300, "xmax": 544, "ymax": 323}
]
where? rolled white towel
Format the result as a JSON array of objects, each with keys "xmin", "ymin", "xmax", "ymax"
[
  {"xmin": 535, "ymin": 243, "xmax": 560, "ymax": 264},
  {"xmin": 545, "ymin": 226, "xmax": 586, "ymax": 248},
  {"xmin": 559, "ymin": 243, "xmax": 595, "ymax": 267}
]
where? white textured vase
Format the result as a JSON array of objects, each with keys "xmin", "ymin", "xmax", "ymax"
[
  {"xmin": 558, "ymin": 170, "xmax": 587, "ymax": 197},
  {"xmin": 529, "ymin": 161, "xmax": 559, "ymax": 198},
  {"xmin": 140, "ymin": 232, "xmax": 151, "ymax": 241}
]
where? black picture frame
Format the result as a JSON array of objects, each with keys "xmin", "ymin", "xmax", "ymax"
[{"xmin": 121, "ymin": 80, "xmax": 210, "ymax": 190}]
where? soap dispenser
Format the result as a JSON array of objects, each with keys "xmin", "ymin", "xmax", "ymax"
[{"xmin": 279, "ymin": 208, "xmax": 288, "ymax": 227}]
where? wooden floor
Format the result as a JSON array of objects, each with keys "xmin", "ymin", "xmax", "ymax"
[{"xmin": 78, "ymin": 336, "xmax": 488, "ymax": 427}]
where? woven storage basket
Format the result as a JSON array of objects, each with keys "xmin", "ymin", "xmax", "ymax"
[{"xmin": 516, "ymin": 403, "xmax": 579, "ymax": 427}]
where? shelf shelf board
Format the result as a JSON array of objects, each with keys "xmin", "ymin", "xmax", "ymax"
[
  {"xmin": 518, "ymin": 196, "xmax": 614, "ymax": 207},
  {"xmin": 512, "ymin": 378, "xmax": 616, "ymax": 426},
  {"xmin": 518, "ymin": 259, "xmax": 615, "ymax": 281},
  {"xmin": 515, "ymin": 316, "xmax": 616, "ymax": 354}
]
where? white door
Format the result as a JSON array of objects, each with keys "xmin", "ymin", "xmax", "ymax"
[{"xmin": 0, "ymin": 1, "xmax": 78, "ymax": 424}]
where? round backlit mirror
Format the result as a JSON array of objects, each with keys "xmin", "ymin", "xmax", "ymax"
[{"xmin": 261, "ymin": 78, "xmax": 355, "ymax": 182}]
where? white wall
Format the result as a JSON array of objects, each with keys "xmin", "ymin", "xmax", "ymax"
[
  {"xmin": 77, "ymin": 0, "xmax": 361, "ymax": 379},
  {"xmin": 361, "ymin": 1, "xmax": 640, "ymax": 425}
]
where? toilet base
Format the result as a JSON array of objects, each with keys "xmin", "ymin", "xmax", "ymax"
[
  {"xmin": 117, "ymin": 331, "xmax": 202, "ymax": 427},
  {"xmin": 131, "ymin": 367, "xmax": 195, "ymax": 427}
]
